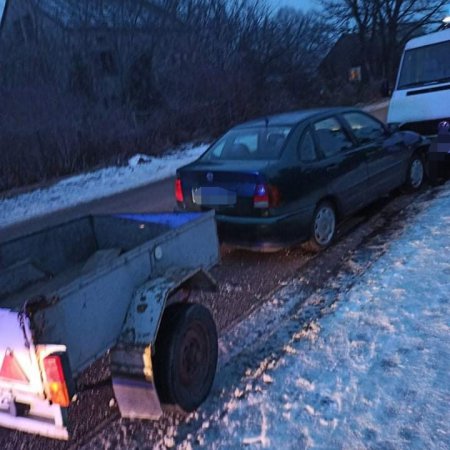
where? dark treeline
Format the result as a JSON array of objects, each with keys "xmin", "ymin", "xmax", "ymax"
[
  {"xmin": 0, "ymin": 0, "xmax": 446, "ymax": 192},
  {"xmin": 0, "ymin": 0, "xmax": 334, "ymax": 192},
  {"xmin": 321, "ymin": 0, "xmax": 448, "ymax": 82}
]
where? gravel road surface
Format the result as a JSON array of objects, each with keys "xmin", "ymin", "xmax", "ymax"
[{"xmin": 0, "ymin": 183, "xmax": 434, "ymax": 449}]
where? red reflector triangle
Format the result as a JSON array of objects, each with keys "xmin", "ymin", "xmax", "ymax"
[{"xmin": 0, "ymin": 352, "xmax": 29, "ymax": 383}]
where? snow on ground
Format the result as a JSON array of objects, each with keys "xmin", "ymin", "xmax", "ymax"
[
  {"xmin": 0, "ymin": 144, "xmax": 208, "ymax": 229},
  {"xmin": 362, "ymin": 99, "xmax": 390, "ymax": 112},
  {"xmin": 176, "ymin": 184, "xmax": 450, "ymax": 450},
  {"xmin": 0, "ymin": 101, "xmax": 389, "ymax": 231}
]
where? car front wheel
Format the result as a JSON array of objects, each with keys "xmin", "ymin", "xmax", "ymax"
[{"xmin": 303, "ymin": 201, "xmax": 336, "ymax": 253}]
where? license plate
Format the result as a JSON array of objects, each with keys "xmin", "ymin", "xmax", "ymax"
[{"xmin": 192, "ymin": 187, "xmax": 237, "ymax": 206}]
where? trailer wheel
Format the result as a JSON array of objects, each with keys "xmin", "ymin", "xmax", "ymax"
[{"xmin": 153, "ymin": 303, "xmax": 218, "ymax": 412}]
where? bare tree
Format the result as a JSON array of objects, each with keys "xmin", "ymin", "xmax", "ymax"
[
  {"xmin": 0, "ymin": 0, "xmax": 335, "ymax": 192},
  {"xmin": 319, "ymin": 0, "xmax": 448, "ymax": 81}
]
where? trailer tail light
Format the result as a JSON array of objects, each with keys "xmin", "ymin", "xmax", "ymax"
[
  {"xmin": 43, "ymin": 354, "xmax": 71, "ymax": 407},
  {"xmin": 175, "ymin": 178, "xmax": 184, "ymax": 203},
  {"xmin": 253, "ymin": 184, "xmax": 281, "ymax": 209},
  {"xmin": 0, "ymin": 351, "xmax": 29, "ymax": 383}
]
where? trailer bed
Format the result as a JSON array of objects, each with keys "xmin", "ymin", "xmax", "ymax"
[{"xmin": 0, "ymin": 212, "xmax": 219, "ymax": 375}]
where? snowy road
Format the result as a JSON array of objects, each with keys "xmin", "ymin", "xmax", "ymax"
[
  {"xmin": 2, "ymin": 183, "xmax": 441, "ymax": 450},
  {"xmin": 0, "ymin": 144, "xmax": 208, "ymax": 234},
  {"xmin": 3, "ymin": 100, "xmax": 448, "ymax": 450},
  {"xmin": 171, "ymin": 182, "xmax": 450, "ymax": 450},
  {"xmin": 48, "ymin": 184, "xmax": 447, "ymax": 450},
  {"xmin": 0, "ymin": 101, "xmax": 389, "ymax": 241}
]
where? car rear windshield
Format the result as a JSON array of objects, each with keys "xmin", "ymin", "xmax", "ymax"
[
  {"xmin": 397, "ymin": 40, "xmax": 450, "ymax": 89},
  {"xmin": 201, "ymin": 126, "xmax": 292, "ymax": 161}
]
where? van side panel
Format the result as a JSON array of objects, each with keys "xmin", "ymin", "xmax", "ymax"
[{"xmin": 387, "ymin": 29, "xmax": 450, "ymax": 133}]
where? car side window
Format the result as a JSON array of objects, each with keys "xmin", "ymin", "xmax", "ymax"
[
  {"xmin": 298, "ymin": 130, "xmax": 317, "ymax": 162},
  {"xmin": 342, "ymin": 112, "xmax": 386, "ymax": 143},
  {"xmin": 235, "ymin": 133, "xmax": 258, "ymax": 154},
  {"xmin": 210, "ymin": 138, "xmax": 226, "ymax": 159},
  {"xmin": 313, "ymin": 117, "xmax": 353, "ymax": 157}
]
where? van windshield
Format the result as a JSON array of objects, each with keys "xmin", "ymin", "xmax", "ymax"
[
  {"xmin": 397, "ymin": 40, "xmax": 450, "ymax": 89},
  {"xmin": 201, "ymin": 126, "xmax": 292, "ymax": 161}
]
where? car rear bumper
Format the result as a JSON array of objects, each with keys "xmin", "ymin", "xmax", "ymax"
[{"xmin": 216, "ymin": 211, "xmax": 312, "ymax": 251}]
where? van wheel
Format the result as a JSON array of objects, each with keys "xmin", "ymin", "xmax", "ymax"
[
  {"xmin": 153, "ymin": 303, "xmax": 218, "ymax": 412},
  {"xmin": 303, "ymin": 201, "xmax": 336, "ymax": 253},
  {"xmin": 403, "ymin": 154, "xmax": 424, "ymax": 191}
]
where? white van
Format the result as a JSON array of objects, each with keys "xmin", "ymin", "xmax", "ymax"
[{"xmin": 387, "ymin": 28, "xmax": 450, "ymax": 136}]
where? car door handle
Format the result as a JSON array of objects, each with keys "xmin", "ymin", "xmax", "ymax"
[{"xmin": 326, "ymin": 164, "xmax": 339, "ymax": 172}]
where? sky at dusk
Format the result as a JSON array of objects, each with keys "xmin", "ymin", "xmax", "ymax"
[
  {"xmin": 0, "ymin": 0, "xmax": 319, "ymax": 19},
  {"xmin": 270, "ymin": 0, "xmax": 318, "ymax": 11}
]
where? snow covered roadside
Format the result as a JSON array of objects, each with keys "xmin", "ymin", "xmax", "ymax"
[
  {"xmin": 0, "ymin": 102, "xmax": 389, "ymax": 232},
  {"xmin": 178, "ymin": 184, "xmax": 450, "ymax": 450},
  {"xmin": 363, "ymin": 99, "xmax": 390, "ymax": 113},
  {"xmin": 0, "ymin": 144, "xmax": 208, "ymax": 229}
]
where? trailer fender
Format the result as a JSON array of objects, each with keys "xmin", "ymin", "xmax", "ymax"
[
  {"xmin": 110, "ymin": 268, "xmax": 216, "ymax": 420},
  {"xmin": 119, "ymin": 267, "xmax": 216, "ymax": 346}
]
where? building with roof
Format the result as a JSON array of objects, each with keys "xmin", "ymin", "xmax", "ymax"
[
  {"xmin": 319, "ymin": 34, "xmax": 366, "ymax": 85},
  {"xmin": 0, "ymin": 0, "xmax": 184, "ymax": 110}
]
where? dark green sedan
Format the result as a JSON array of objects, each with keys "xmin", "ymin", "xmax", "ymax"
[{"xmin": 176, "ymin": 107, "xmax": 427, "ymax": 251}]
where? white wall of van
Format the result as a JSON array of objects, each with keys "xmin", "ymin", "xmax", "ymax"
[{"xmin": 387, "ymin": 28, "xmax": 450, "ymax": 135}]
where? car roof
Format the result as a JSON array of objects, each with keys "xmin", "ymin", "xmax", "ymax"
[{"xmin": 234, "ymin": 107, "xmax": 358, "ymax": 129}]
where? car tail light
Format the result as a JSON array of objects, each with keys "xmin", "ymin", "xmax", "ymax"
[
  {"xmin": 175, "ymin": 178, "xmax": 184, "ymax": 203},
  {"xmin": 0, "ymin": 351, "xmax": 29, "ymax": 383},
  {"xmin": 43, "ymin": 354, "xmax": 71, "ymax": 407},
  {"xmin": 253, "ymin": 184, "xmax": 281, "ymax": 209}
]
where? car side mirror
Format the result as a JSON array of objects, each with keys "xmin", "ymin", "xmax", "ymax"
[{"xmin": 386, "ymin": 123, "xmax": 399, "ymax": 135}]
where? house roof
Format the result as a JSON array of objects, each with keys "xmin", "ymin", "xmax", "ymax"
[
  {"xmin": 319, "ymin": 34, "xmax": 362, "ymax": 72},
  {"xmin": 321, "ymin": 23, "xmax": 427, "ymax": 70}
]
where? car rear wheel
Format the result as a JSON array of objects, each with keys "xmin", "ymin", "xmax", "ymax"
[
  {"xmin": 153, "ymin": 303, "xmax": 218, "ymax": 412},
  {"xmin": 403, "ymin": 154, "xmax": 424, "ymax": 191},
  {"xmin": 303, "ymin": 201, "xmax": 336, "ymax": 253}
]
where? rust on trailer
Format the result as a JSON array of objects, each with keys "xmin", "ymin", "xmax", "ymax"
[
  {"xmin": 120, "ymin": 268, "xmax": 217, "ymax": 346},
  {"xmin": 17, "ymin": 295, "xmax": 60, "ymax": 346},
  {"xmin": 24, "ymin": 295, "xmax": 60, "ymax": 314}
]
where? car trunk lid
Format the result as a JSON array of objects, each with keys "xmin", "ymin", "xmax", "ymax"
[{"xmin": 179, "ymin": 161, "xmax": 272, "ymax": 216}]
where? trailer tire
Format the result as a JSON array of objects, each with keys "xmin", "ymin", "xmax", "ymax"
[{"xmin": 153, "ymin": 303, "xmax": 218, "ymax": 412}]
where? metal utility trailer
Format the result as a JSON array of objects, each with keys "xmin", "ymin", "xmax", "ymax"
[{"xmin": 0, "ymin": 212, "xmax": 220, "ymax": 440}]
